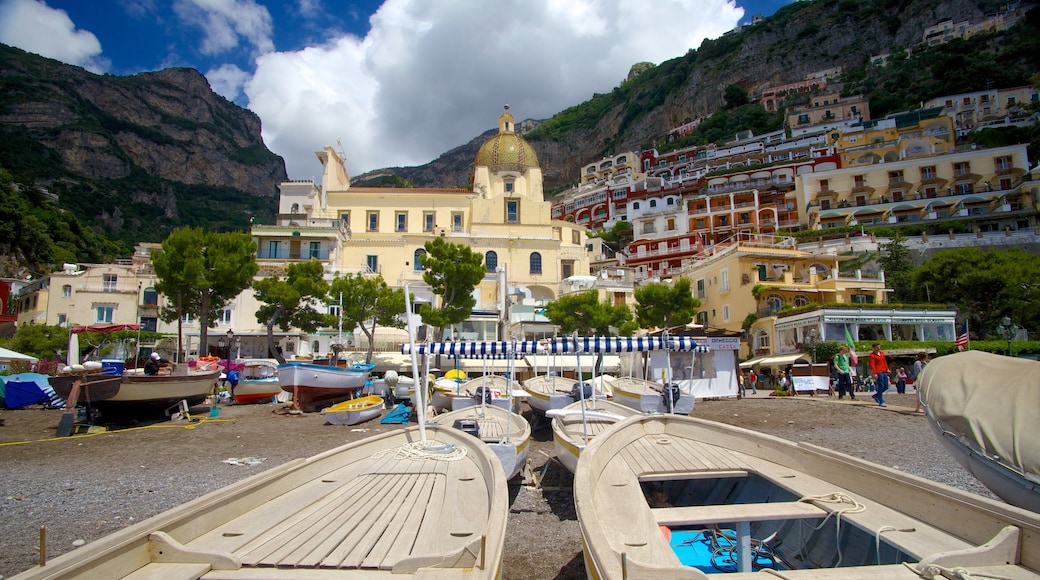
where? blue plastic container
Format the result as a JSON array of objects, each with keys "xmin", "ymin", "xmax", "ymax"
[{"xmin": 101, "ymin": 359, "xmax": 125, "ymax": 375}]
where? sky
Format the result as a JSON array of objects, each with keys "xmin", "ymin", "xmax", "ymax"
[{"xmin": 0, "ymin": 0, "xmax": 791, "ymax": 180}]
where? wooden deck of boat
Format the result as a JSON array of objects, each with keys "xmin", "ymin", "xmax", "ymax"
[
  {"xmin": 592, "ymin": 426, "xmax": 991, "ymax": 574},
  {"xmin": 189, "ymin": 448, "xmax": 490, "ymax": 575}
]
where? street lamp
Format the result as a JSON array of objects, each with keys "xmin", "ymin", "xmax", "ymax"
[{"xmin": 998, "ymin": 316, "xmax": 1015, "ymax": 357}]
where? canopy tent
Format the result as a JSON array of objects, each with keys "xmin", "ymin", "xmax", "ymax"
[
  {"xmin": 71, "ymin": 323, "xmax": 140, "ymax": 334},
  {"xmin": 0, "ymin": 346, "xmax": 38, "ymax": 363}
]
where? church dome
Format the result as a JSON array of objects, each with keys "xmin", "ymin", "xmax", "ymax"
[{"xmin": 474, "ymin": 107, "xmax": 539, "ymax": 170}]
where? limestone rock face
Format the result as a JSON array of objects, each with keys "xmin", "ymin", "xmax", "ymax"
[{"xmin": 0, "ymin": 45, "xmax": 286, "ymax": 200}]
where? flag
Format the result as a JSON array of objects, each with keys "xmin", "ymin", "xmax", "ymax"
[
  {"xmin": 954, "ymin": 322, "xmax": 970, "ymax": 351},
  {"xmin": 844, "ymin": 325, "xmax": 859, "ymax": 365}
]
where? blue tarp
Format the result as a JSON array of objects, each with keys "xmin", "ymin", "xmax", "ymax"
[{"xmin": 1, "ymin": 373, "xmax": 64, "ymax": 409}]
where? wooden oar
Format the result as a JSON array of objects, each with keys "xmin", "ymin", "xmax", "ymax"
[{"xmin": 56, "ymin": 379, "xmax": 81, "ymax": 437}]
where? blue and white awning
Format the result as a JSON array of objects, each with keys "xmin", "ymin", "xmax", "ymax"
[
  {"xmin": 667, "ymin": 337, "xmax": 711, "ymax": 352},
  {"xmin": 401, "ymin": 341, "xmax": 542, "ymax": 356},
  {"xmin": 547, "ymin": 336, "xmax": 710, "ymax": 353}
]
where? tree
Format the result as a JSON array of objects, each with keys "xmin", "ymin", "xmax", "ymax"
[
  {"xmin": 543, "ymin": 290, "xmax": 636, "ymax": 336},
  {"xmin": 418, "ymin": 238, "xmax": 485, "ymax": 338},
  {"xmin": 723, "ymin": 84, "xmax": 749, "ymax": 109},
  {"xmin": 328, "ymin": 273, "xmax": 406, "ymax": 363},
  {"xmin": 1, "ymin": 323, "xmax": 68, "ymax": 361},
  {"xmin": 877, "ymin": 232, "xmax": 915, "ymax": 303},
  {"xmin": 634, "ymin": 279, "xmax": 700, "ymax": 331},
  {"xmin": 152, "ymin": 228, "xmax": 257, "ymax": 358},
  {"xmin": 253, "ymin": 260, "xmax": 332, "ymax": 364}
]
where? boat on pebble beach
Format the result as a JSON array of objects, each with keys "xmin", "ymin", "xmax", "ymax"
[{"xmin": 575, "ymin": 413, "xmax": 1040, "ymax": 579}]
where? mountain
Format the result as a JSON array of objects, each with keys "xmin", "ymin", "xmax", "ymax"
[
  {"xmin": 0, "ymin": 43, "xmax": 286, "ymax": 258},
  {"xmin": 372, "ymin": 0, "xmax": 1040, "ymax": 193}
]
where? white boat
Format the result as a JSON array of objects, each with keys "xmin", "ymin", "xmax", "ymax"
[
  {"xmin": 322, "ymin": 394, "xmax": 385, "ymax": 426},
  {"xmin": 575, "ymin": 413, "xmax": 1040, "ymax": 579},
  {"xmin": 451, "ymin": 374, "xmax": 524, "ymax": 413},
  {"xmin": 91, "ymin": 368, "xmax": 220, "ymax": 415},
  {"xmin": 549, "ymin": 398, "xmax": 637, "ymax": 473},
  {"xmin": 918, "ymin": 350, "xmax": 1040, "ymax": 513},
  {"xmin": 612, "ymin": 376, "xmax": 694, "ymax": 415},
  {"xmin": 277, "ymin": 360, "xmax": 375, "ymax": 412},
  {"xmin": 431, "ymin": 404, "xmax": 531, "ymax": 481},
  {"xmin": 231, "ymin": 359, "xmax": 280, "ymax": 405},
  {"xmin": 9, "ymin": 424, "xmax": 508, "ymax": 580},
  {"xmin": 523, "ymin": 374, "xmax": 603, "ymax": 414},
  {"xmin": 365, "ymin": 370, "xmax": 414, "ymax": 401}
]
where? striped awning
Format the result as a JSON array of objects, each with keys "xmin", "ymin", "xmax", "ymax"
[
  {"xmin": 667, "ymin": 337, "xmax": 710, "ymax": 352},
  {"xmin": 401, "ymin": 341, "xmax": 542, "ymax": 356},
  {"xmin": 547, "ymin": 336, "xmax": 709, "ymax": 353}
]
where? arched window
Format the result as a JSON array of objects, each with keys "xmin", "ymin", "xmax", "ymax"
[
  {"xmin": 650, "ymin": 200, "xmax": 658, "ymax": 208},
  {"xmin": 485, "ymin": 251, "xmax": 498, "ymax": 272},
  {"xmin": 794, "ymin": 294, "xmax": 810, "ymax": 307},
  {"xmin": 766, "ymin": 293, "xmax": 784, "ymax": 314},
  {"xmin": 312, "ymin": 340, "xmax": 320, "ymax": 354},
  {"xmin": 632, "ymin": 202, "xmax": 640, "ymax": 210},
  {"xmin": 143, "ymin": 287, "xmax": 158, "ymax": 305},
  {"xmin": 414, "ymin": 248, "xmax": 427, "ymax": 271},
  {"xmin": 529, "ymin": 252, "xmax": 542, "ymax": 275}
]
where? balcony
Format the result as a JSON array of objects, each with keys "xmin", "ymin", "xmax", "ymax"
[{"xmin": 257, "ymin": 248, "xmax": 331, "ymax": 261}]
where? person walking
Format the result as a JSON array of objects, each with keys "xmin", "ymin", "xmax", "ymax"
[
  {"xmin": 833, "ymin": 345, "xmax": 854, "ymax": 400},
  {"xmin": 749, "ymin": 369, "xmax": 758, "ymax": 394},
  {"xmin": 912, "ymin": 351, "xmax": 929, "ymax": 413},
  {"xmin": 895, "ymin": 367, "xmax": 908, "ymax": 395},
  {"xmin": 868, "ymin": 342, "xmax": 890, "ymax": 408},
  {"xmin": 738, "ymin": 371, "xmax": 746, "ymax": 398}
]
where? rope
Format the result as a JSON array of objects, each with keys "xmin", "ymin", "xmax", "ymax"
[
  {"xmin": 798, "ymin": 492, "xmax": 865, "ymax": 567},
  {"xmin": 876, "ymin": 525, "xmax": 916, "ymax": 566},
  {"xmin": 0, "ymin": 418, "xmax": 235, "ymax": 446},
  {"xmin": 374, "ymin": 440, "xmax": 468, "ymax": 462},
  {"xmin": 909, "ymin": 561, "xmax": 1019, "ymax": 580}
]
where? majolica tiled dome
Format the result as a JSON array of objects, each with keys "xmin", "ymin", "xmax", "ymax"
[{"xmin": 475, "ymin": 106, "xmax": 539, "ymax": 170}]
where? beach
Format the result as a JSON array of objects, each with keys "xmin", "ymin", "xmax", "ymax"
[{"xmin": 0, "ymin": 391, "xmax": 995, "ymax": 579}]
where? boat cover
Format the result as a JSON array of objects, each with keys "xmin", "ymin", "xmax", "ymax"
[{"xmin": 919, "ymin": 350, "xmax": 1040, "ymax": 485}]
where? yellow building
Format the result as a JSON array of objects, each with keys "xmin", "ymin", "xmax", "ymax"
[{"xmin": 251, "ymin": 107, "xmax": 590, "ymax": 349}]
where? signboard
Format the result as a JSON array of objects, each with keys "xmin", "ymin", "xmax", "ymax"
[
  {"xmin": 706, "ymin": 336, "xmax": 740, "ymax": 351},
  {"xmin": 792, "ymin": 375, "xmax": 829, "ymax": 393}
]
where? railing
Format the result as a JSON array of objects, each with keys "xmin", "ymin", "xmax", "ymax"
[{"xmin": 257, "ymin": 249, "xmax": 330, "ymax": 260}]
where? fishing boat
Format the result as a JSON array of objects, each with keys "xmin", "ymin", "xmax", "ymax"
[
  {"xmin": 48, "ymin": 372, "xmax": 122, "ymax": 404},
  {"xmin": 431, "ymin": 404, "xmax": 531, "ymax": 481},
  {"xmin": 574, "ymin": 413, "xmax": 1040, "ymax": 579},
  {"xmin": 548, "ymin": 398, "xmax": 637, "ymax": 473},
  {"xmin": 612, "ymin": 376, "xmax": 694, "ymax": 415},
  {"xmin": 523, "ymin": 374, "xmax": 606, "ymax": 414},
  {"xmin": 322, "ymin": 394, "xmax": 385, "ymax": 426},
  {"xmin": 94, "ymin": 368, "xmax": 220, "ymax": 413},
  {"xmin": 230, "ymin": 359, "xmax": 280, "ymax": 405},
  {"xmin": 9, "ymin": 423, "xmax": 508, "ymax": 580},
  {"xmin": 918, "ymin": 350, "xmax": 1040, "ymax": 513},
  {"xmin": 277, "ymin": 360, "xmax": 376, "ymax": 412},
  {"xmin": 365, "ymin": 370, "xmax": 414, "ymax": 401},
  {"xmin": 452, "ymin": 374, "xmax": 524, "ymax": 413}
]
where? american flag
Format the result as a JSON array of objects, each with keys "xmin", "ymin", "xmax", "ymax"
[{"xmin": 954, "ymin": 323, "xmax": 969, "ymax": 351}]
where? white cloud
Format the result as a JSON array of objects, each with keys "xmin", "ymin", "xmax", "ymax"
[
  {"xmin": 173, "ymin": 0, "xmax": 274, "ymax": 57},
  {"xmin": 0, "ymin": 0, "xmax": 109, "ymax": 73},
  {"xmin": 206, "ymin": 63, "xmax": 250, "ymax": 101},
  {"xmin": 248, "ymin": 0, "xmax": 744, "ymax": 180}
]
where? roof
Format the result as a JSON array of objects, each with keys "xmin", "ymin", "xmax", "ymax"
[{"xmin": 474, "ymin": 108, "xmax": 539, "ymax": 169}]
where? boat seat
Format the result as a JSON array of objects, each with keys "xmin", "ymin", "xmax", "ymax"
[{"xmin": 651, "ymin": 500, "xmax": 829, "ymax": 527}]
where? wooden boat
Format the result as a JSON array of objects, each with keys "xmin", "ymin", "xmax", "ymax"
[
  {"xmin": 9, "ymin": 424, "xmax": 508, "ymax": 580},
  {"xmin": 575, "ymin": 413, "xmax": 1040, "ymax": 579},
  {"xmin": 453, "ymin": 375, "xmax": 524, "ymax": 413},
  {"xmin": 918, "ymin": 350, "xmax": 1040, "ymax": 513},
  {"xmin": 90, "ymin": 369, "xmax": 220, "ymax": 415},
  {"xmin": 365, "ymin": 370, "xmax": 414, "ymax": 401},
  {"xmin": 231, "ymin": 359, "xmax": 280, "ymax": 405},
  {"xmin": 523, "ymin": 374, "xmax": 588, "ymax": 413},
  {"xmin": 277, "ymin": 360, "xmax": 375, "ymax": 412},
  {"xmin": 549, "ymin": 398, "xmax": 637, "ymax": 473},
  {"xmin": 431, "ymin": 404, "xmax": 531, "ymax": 481},
  {"xmin": 612, "ymin": 376, "xmax": 694, "ymax": 415},
  {"xmin": 322, "ymin": 395, "xmax": 385, "ymax": 426},
  {"xmin": 48, "ymin": 372, "xmax": 122, "ymax": 404}
]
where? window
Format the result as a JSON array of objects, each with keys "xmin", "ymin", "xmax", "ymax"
[
  {"xmin": 395, "ymin": 212, "xmax": 407, "ymax": 232},
  {"xmin": 722, "ymin": 304, "xmax": 730, "ymax": 323},
  {"xmin": 666, "ymin": 218, "xmax": 675, "ymax": 231},
  {"xmin": 995, "ymin": 156, "xmax": 1012, "ymax": 171},
  {"xmin": 504, "ymin": 179, "xmax": 514, "ymax": 193},
  {"xmin": 529, "ymin": 252, "xmax": 542, "ymax": 275},
  {"xmin": 505, "ymin": 200, "xmax": 519, "ymax": 223},
  {"xmin": 720, "ymin": 270, "xmax": 730, "ymax": 292},
  {"xmin": 103, "ymin": 273, "xmax": 118, "ymax": 292},
  {"xmin": 696, "ymin": 279, "xmax": 706, "ymax": 299},
  {"xmin": 413, "ymin": 249, "xmax": 426, "ymax": 271},
  {"xmin": 62, "ymin": 284, "xmax": 72, "ymax": 297},
  {"xmin": 328, "ymin": 304, "xmax": 341, "ymax": 318},
  {"xmin": 632, "ymin": 202, "xmax": 640, "ymax": 210},
  {"xmin": 888, "ymin": 170, "xmax": 904, "ymax": 184},
  {"xmin": 794, "ymin": 294, "xmax": 810, "ymax": 307},
  {"xmin": 650, "ymin": 200, "xmax": 657, "ymax": 208},
  {"xmin": 643, "ymin": 159, "xmax": 650, "ymax": 171},
  {"xmin": 452, "ymin": 212, "xmax": 464, "ymax": 232},
  {"xmin": 423, "ymin": 211, "xmax": 435, "ymax": 232},
  {"xmin": 366, "ymin": 255, "xmax": 378, "ymax": 273},
  {"xmin": 367, "ymin": 211, "xmax": 379, "ymax": 232},
  {"xmin": 182, "ymin": 312, "xmax": 194, "ymax": 324},
  {"xmin": 140, "ymin": 317, "xmax": 157, "ymax": 332},
  {"xmin": 143, "ymin": 287, "xmax": 158, "ymax": 305},
  {"xmin": 219, "ymin": 308, "xmax": 232, "ymax": 325},
  {"xmin": 920, "ymin": 166, "xmax": 936, "ymax": 180},
  {"xmin": 309, "ymin": 241, "xmax": 321, "ymax": 259},
  {"xmin": 485, "ymin": 251, "xmax": 498, "ymax": 272},
  {"xmin": 340, "ymin": 211, "xmax": 350, "ymax": 229},
  {"xmin": 853, "ymin": 175, "xmax": 865, "ymax": 188},
  {"xmin": 95, "ymin": 305, "xmax": 114, "ymax": 323},
  {"xmin": 819, "ymin": 179, "xmax": 829, "ymax": 192},
  {"xmin": 561, "ymin": 260, "xmax": 574, "ymax": 279},
  {"xmin": 57, "ymin": 313, "xmax": 67, "ymax": 326},
  {"xmin": 268, "ymin": 240, "xmax": 281, "ymax": 259},
  {"xmin": 766, "ymin": 294, "xmax": 783, "ymax": 313},
  {"xmin": 954, "ymin": 161, "xmax": 970, "ymax": 176}
]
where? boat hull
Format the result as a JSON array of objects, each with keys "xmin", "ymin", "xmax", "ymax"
[
  {"xmin": 432, "ymin": 405, "xmax": 531, "ymax": 480},
  {"xmin": 323, "ymin": 395, "xmax": 385, "ymax": 425},
  {"xmin": 89, "ymin": 370, "xmax": 220, "ymax": 415},
  {"xmin": 48, "ymin": 373, "xmax": 122, "ymax": 403},
  {"xmin": 232, "ymin": 378, "xmax": 280, "ymax": 405},
  {"xmin": 612, "ymin": 377, "xmax": 694, "ymax": 415},
  {"xmin": 278, "ymin": 361, "xmax": 375, "ymax": 412},
  {"xmin": 575, "ymin": 414, "xmax": 1040, "ymax": 579},
  {"xmin": 523, "ymin": 375, "xmax": 584, "ymax": 413},
  {"xmin": 550, "ymin": 399, "xmax": 637, "ymax": 474},
  {"xmin": 9, "ymin": 425, "xmax": 508, "ymax": 580}
]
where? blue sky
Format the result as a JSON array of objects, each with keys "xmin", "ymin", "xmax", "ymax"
[{"xmin": 0, "ymin": 0, "xmax": 791, "ymax": 179}]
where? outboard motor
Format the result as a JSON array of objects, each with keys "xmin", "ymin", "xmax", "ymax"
[
  {"xmin": 570, "ymin": 382, "xmax": 594, "ymax": 401},
  {"xmin": 453, "ymin": 419, "xmax": 480, "ymax": 438},
  {"xmin": 474, "ymin": 386, "xmax": 494, "ymax": 404},
  {"xmin": 663, "ymin": 383, "xmax": 682, "ymax": 409}
]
